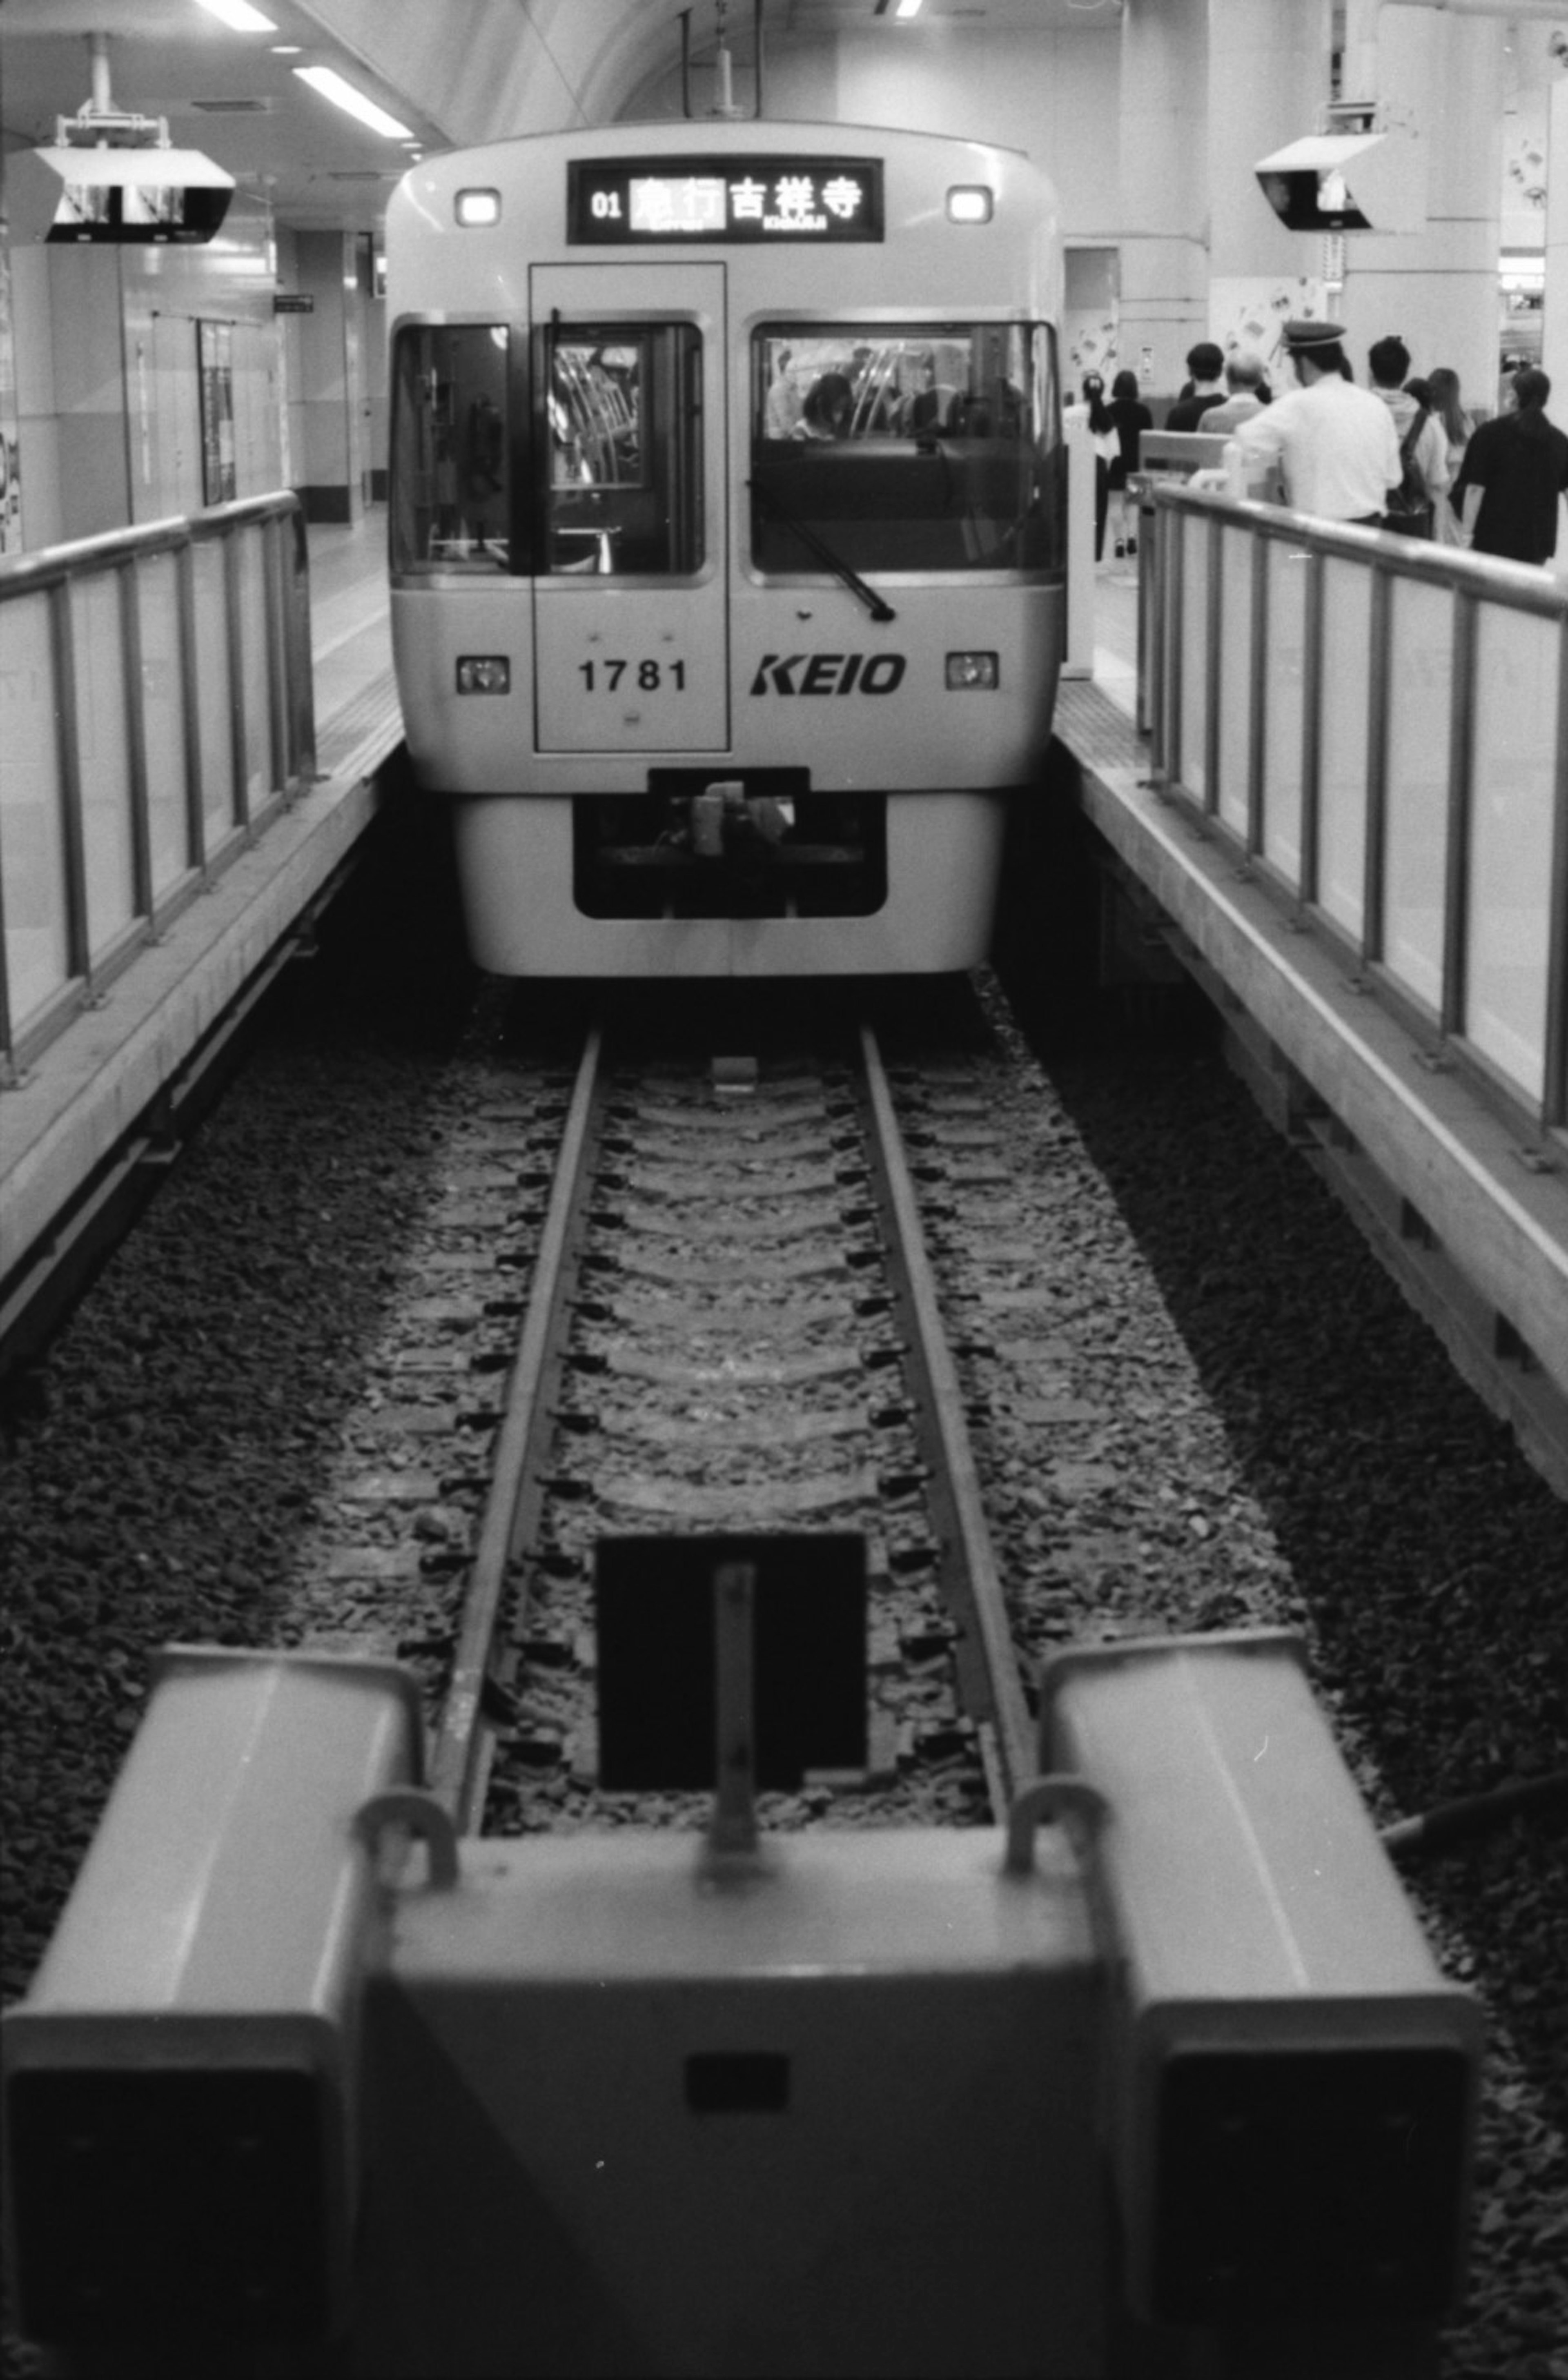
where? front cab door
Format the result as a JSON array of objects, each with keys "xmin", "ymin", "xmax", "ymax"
[{"xmin": 530, "ymin": 263, "xmax": 728, "ymax": 754}]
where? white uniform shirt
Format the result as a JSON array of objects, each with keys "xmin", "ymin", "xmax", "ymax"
[{"xmin": 1236, "ymin": 375, "xmax": 1402, "ymax": 521}]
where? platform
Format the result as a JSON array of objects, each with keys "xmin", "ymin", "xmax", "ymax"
[
  {"xmin": 1056, "ymin": 545, "xmax": 1568, "ymax": 1500},
  {"xmin": 0, "ymin": 509, "xmax": 400, "ymax": 1363}
]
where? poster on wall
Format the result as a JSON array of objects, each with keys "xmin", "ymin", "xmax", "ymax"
[
  {"xmin": 1209, "ymin": 279, "xmax": 1329, "ymax": 380},
  {"xmin": 198, "ymin": 318, "xmax": 236, "ymax": 505},
  {"xmin": 0, "ymin": 244, "xmax": 22, "ymax": 552}
]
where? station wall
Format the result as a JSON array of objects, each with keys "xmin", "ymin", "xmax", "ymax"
[
  {"xmin": 9, "ymin": 190, "xmax": 283, "ymax": 551},
  {"xmin": 626, "ymin": 24, "xmax": 1122, "ymax": 243}
]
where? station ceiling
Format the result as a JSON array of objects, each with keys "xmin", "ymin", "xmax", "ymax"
[{"xmin": 0, "ymin": 0, "xmax": 1127, "ymax": 232}]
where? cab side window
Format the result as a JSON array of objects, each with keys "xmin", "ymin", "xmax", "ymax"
[{"xmin": 391, "ymin": 324, "xmax": 512, "ymax": 573}]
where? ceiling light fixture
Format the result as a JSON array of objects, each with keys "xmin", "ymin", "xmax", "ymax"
[
  {"xmin": 292, "ymin": 64, "xmax": 412, "ymax": 140},
  {"xmin": 195, "ymin": 0, "xmax": 279, "ymax": 31},
  {"xmin": 270, "ymin": 45, "xmax": 303, "ymax": 57}
]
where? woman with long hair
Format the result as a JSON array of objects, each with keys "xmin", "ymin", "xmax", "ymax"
[
  {"xmin": 1079, "ymin": 372, "xmax": 1118, "ymax": 559},
  {"xmin": 1425, "ymin": 366, "xmax": 1471, "ymax": 545},
  {"xmin": 1106, "ymin": 366, "xmax": 1153, "ymax": 556}
]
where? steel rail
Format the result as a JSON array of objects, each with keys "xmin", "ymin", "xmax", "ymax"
[
  {"xmin": 428, "ymin": 1024, "xmax": 606, "ymax": 1829},
  {"xmin": 857, "ymin": 1022, "xmax": 1036, "ymax": 1815}
]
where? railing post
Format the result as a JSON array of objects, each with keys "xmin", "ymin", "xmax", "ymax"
[
  {"xmin": 49, "ymin": 580, "xmax": 91, "ymax": 987},
  {"xmin": 1246, "ymin": 527, "xmax": 1268, "ymax": 859},
  {"xmin": 262, "ymin": 515, "xmax": 288, "ymax": 798},
  {"xmin": 1299, "ymin": 548, "xmax": 1324, "ymax": 910},
  {"xmin": 1541, "ymin": 620, "xmax": 1568, "ymax": 1131},
  {"xmin": 176, "ymin": 535, "xmax": 207, "ymax": 873},
  {"xmin": 1441, "ymin": 593, "xmax": 1479, "ymax": 1046},
  {"xmin": 121, "ymin": 555, "xmax": 155, "ymax": 922},
  {"xmin": 1203, "ymin": 510, "xmax": 1222, "ymax": 817},
  {"xmin": 1362, "ymin": 565, "xmax": 1393, "ymax": 969},
  {"xmin": 1164, "ymin": 504, "xmax": 1183, "ymax": 790},
  {"xmin": 223, "ymin": 530, "xmax": 250, "ymax": 834},
  {"xmin": 285, "ymin": 501, "xmax": 318, "ymax": 785}
]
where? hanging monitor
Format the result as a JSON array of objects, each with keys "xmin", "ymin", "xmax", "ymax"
[{"xmin": 9, "ymin": 144, "xmax": 235, "ymax": 245}]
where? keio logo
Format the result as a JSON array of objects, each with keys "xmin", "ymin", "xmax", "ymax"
[{"xmin": 748, "ymin": 652, "xmax": 906, "ymax": 696}]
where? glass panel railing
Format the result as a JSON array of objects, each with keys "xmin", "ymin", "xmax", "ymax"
[
  {"xmin": 1177, "ymin": 512, "xmax": 1208, "ymax": 804},
  {"xmin": 71, "ymin": 570, "xmax": 138, "ymax": 962},
  {"xmin": 1260, "ymin": 534, "xmax": 1307, "ymax": 886},
  {"xmin": 0, "ymin": 596, "xmax": 72, "ymax": 1024},
  {"xmin": 1214, "ymin": 523, "xmax": 1253, "ymax": 837},
  {"xmin": 138, "ymin": 549, "xmax": 194, "ymax": 902},
  {"xmin": 236, "ymin": 526, "xmax": 274, "ymax": 814},
  {"xmin": 1146, "ymin": 483, "xmax": 1567, "ymax": 1132},
  {"xmin": 0, "ymin": 493, "xmax": 313, "ymax": 1067},
  {"xmin": 1317, "ymin": 556, "xmax": 1374, "ymax": 942},
  {"xmin": 1466, "ymin": 603, "xmax": 1561, "ymax": 1104},
  {"xmin": 1383, "ymin": 572, "xmax": 1454, "ymax": 1014},
  {"xmin": 192, "ymin": 537, "xmax": 236, "ymax": 856}
]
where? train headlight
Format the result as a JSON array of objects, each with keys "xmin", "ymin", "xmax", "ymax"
[
  {"xmin": 454, "ymin": 187, "xmax": 501, "ymax": 227},
  {"xmin": 945, "ymin": 652, "xmax": 998, "ymax": 690},
  {"xmin": 946, "ymin": 186, "xmax": 993, "ymax": 225},
  {"xmin": 456, "ymin": 656, "xmax": 510, "ymax": 695}
]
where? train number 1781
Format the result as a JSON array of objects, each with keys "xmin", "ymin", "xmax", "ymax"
[{"xmin": 577, "ymin": 658, "xmax": 686, "ymax": 692}]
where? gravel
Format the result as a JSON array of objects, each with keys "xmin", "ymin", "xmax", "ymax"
[{"xmin": 1, "ymin": 841, "xmax": 1564, "ymax": 2375}]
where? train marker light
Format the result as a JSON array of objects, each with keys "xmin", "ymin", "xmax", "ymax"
[
  {"xmin": 456, "ymin": 657, "xmax": 510, "ymax": 695},
  {"xmin": 454, "ymin": 187, "xmax": 502, "ymax": 228},
  {"xmin": 946, "ymin": 186, "xmax": 993, "ymax": 224},
  {"xmin": 945, "ymin": 652, "xmax": 998, "ymax": 690}
]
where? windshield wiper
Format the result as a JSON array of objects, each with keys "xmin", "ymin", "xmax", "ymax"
[{"xmin": 748, "ymin": 479, "xmax": 896, "ymax": 623}]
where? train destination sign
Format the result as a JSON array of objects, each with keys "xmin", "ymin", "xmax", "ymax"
[{"xmin": 568, "ymin": 157, "xmax": 884, "ymax": 245}]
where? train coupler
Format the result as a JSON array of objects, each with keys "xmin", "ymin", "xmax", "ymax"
[{"xmin": 689, "ymin": 777, "xmax": 795, "ymax": 859}]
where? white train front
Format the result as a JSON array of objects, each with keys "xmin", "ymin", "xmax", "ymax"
[{"xmin": 385, "ymin": 121, "xmax": 1066, "ymax": 976}]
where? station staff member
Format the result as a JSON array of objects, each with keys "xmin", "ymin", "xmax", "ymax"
[{"xmin": 1234, "ymin": 319, "xmax": 1401, "ymax": 525}]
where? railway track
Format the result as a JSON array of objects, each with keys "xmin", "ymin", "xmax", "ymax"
[{"xmin": 291, "ymin": 1003, "xmax": 1037, "ymax": 1838}]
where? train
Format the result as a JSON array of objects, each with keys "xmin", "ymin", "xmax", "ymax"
[{"xmin": 384, "ymin": 118, "xmax": 1066, "ymax": 976}]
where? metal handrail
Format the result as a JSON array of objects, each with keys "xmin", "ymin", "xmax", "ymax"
[
  {"xmin": 1141, "ymin": 484, "xmax": 1568, "ymax": 1136},
  {"xmin": 0, "ymin": 491, "xmax": 316, "ymax": 1077}
]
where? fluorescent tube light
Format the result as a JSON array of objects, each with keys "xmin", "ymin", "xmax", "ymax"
[
  {"xmin": 292, "ymin": 65, "xmax": 412, "ymax": 140},
  {"xmin": 196, "ymin": 0, "xmax": 278, "ymax": 30}
]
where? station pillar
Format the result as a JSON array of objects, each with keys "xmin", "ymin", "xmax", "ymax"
[
  {"xmin": 289, "ymin": 229, "xmax": 367, "ymax": 525},
  {"xmin": 1117, "ymin": 0, "xmax": 1208, "ymax": 400},
  {"xmin": 1546, "ymin": 76, "xmax": 1568, "ymax": 403},
  {"xmin": 1205, "ymin": 0, "xmax": 1334, "ymax": 358},
  {"xmin": 1339, "ymin": 2, "xmax": 1506, "ymax": 410}
]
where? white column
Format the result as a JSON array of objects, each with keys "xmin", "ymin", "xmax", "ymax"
[
  {"xmin": 1207, "ymin": 0, "xmax": 1333, "ymax": 283},
  {"xmin": 1339, "ymin": 3, "xmax": 1505, "ymax": 409},
  {"xmin": 1207, "ymin": 0, "xmax": 1334, "ymax": 363},
  {"xmin": 1544, "ymin": 76, "xmax": 1568, "ymax": 404},
  {"xmin": 1118, "ymin": 0, "xmax": 1208, "ymax": 400}
]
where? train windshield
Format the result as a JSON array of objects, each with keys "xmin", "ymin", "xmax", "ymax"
[
  {"xmin": 751, "ymin": 325, "xmax": 1061, "ymax": 577},
  {"xmin": 391, "ymin": 324, "xmax": 513, "ymax": 574}
]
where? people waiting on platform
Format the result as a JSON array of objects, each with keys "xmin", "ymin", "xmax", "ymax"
[
  {"xmin": 1233, "ymin": 319, "xmax": 1401, "ymax": 526},
  {"xmin": 1424, "ymin": 367, "xmax": 1473, "ymax": 548},
  {"xmin": 1368, "ymin": 336, "xmax": 1450, "ymax": 539},
  {"xmin": 1106, "ymin": 367, "xmax": 1153, "ymax": 556},
  {"xmin": 1071, "ymin": 372, "xmax": 1119, "ymax": 558},
  {"xmin": 1451, "ymin": 367, "xmax": 1568, "ymax": 566},
  {"xmin": 1202, "ymin": 354, "xmax": 1269, "ymax": 434},
  {"xmin": 1164, "ymin": 343, "xmax": 1227, "ymax": 431}
]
